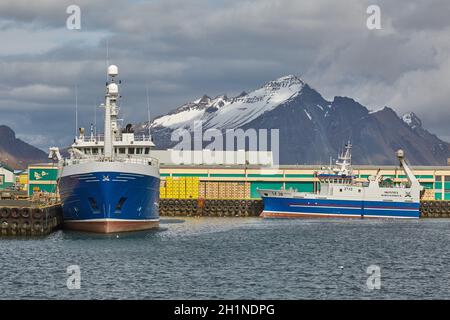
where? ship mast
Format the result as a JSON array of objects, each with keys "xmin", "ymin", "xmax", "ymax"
[
  {"xmin": 335, "ymin": 141, "xmax": 352, "ymax": 176},
  {"xmin": 103, "ymin": 65, "xmax": 119, "ymax": 159}
]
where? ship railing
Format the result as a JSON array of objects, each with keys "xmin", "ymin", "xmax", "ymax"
[
  {"xmin": 131, "ymin": 134, "xmax": 152, "ymax": 142},
  {"xmin": 76, "ymin": 135, "xmax": 105, "ymax": 143},
  {"xmin": 75, "ymin": 134, "xmax": 152, "ymax": 143},
  {"xmin": 118, "ymin": 156, "xmax": 159, "ymax": 166},
  {"xmin": 62, "ymin": 156, "xmax": 159, "ymax": 167},
  {"xmin": 114, "ymin": 134, "xmax": 153, "ymax": 142}
]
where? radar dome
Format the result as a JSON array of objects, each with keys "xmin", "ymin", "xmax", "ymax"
[
  {"xmin": 107, "ymin": 83, "xmax": 119, "ymax": 96},
  {"xmin": 107, "ymin": 65, "xmax": 118, "ymax": 77}
]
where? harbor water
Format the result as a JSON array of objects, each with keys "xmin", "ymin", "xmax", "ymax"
[{"xmin": 0, "ymin": 217, "xmax": 449, "ymax": 299}]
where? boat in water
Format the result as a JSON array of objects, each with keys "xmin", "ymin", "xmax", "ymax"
[
  {"xmin": 258, "ymin": 143, "xmax": 423, "ymax": 219},
  {"xmin": 50, "ymin": 65, "xmax": 160, "ymax": 233}
]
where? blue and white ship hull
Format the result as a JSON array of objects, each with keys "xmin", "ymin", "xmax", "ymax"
[
  {"xmin": 258, "ymin": 147, "xmax": 423, "ymax": 220},
  {"xmin": 260, "ymin": 195, "xmax": 420, "ymax": 219},
  {"xmin": 59, "ymin": 161, "xmax": 160, "ymax": 233}
]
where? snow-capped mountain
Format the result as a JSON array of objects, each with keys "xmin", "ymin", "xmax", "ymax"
[
  {"xmin": 140, "ymin": 75, "xmax": 304, "ymax": 131},
  {"xmin": 136, "ymin": 76, "xmax": 450, "ymax": 165},
  {"xmin": 402, "ymin": 112, "xmax": 422, "ymax": 129}
]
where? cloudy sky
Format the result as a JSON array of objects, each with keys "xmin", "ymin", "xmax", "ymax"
[{"xmin": 0, "ymin": 0, "xmax": 449, "ymax": 149}]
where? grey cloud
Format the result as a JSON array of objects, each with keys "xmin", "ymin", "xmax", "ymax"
[
  {"xmin": 0, "ymin": 0, "xmax": 449, "ymax": 150},
  {"xmin": 379, "ymin": 0, "xmax": 450, "ymax": 31}
]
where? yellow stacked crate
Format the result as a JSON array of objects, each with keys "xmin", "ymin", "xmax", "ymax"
[
  {"xmin": 159, "ymin": 180, "xmax": 166, "ymax": 199},
  {"xmin": 185, "ymin": 177, "xmax": 199, "ymax": 199},
  {"xmin": 192, "ymin": 177, "xmax": 199, "ymax": 198},
  {"xmin": 199, "ymin": 181, "xmax": 206, "ymax": 198},
  {"xmin": 176, "ymin": 178, "xmax": 182, "ymax": 199},
  {"xmin": 185, "ymin": 177, "xmax": 192, "ymax": 199},
  {"xmin": 164, "ymin": 177, "xmax": 170, "ymax": 198},
  {"xmin": 178, "ymin": 177, "xmax": 186, "ymax": 199},
  {"xmin": 172, "ymin": 178, "xmax": 178, "ymax": 199},
  {"xmin": 173, "ymin": 178, "xmax": 181, "ymax": 199},
  {"xmin": 166, "ymin": 177, "xmax": 177, "ymax": 199},
  {"xmin": 160, "ymin": 187, "xmax": 166, "ymax": 198}
]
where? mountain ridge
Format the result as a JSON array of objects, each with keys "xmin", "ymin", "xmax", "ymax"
[
  {"xmin": 0, "ymin": 125, "xmax": 48, "ymax": 169},
  {"xmin": 136, "ymin": 75, "xmax": 450, "ymax": 165}
]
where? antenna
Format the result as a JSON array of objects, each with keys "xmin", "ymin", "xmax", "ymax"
[
  {"xmin": 75, "ymin": 85, "xmax": 78, "ymax": 137},
  {"xmin": 106, "ymin": 39, "xmax": 110, "ymax": 81},
  {"xmin": 146, "ymin": 86, "xmax": 151, "ymax": 137},
  {"xmin": 94, "ymin": 102, "xmax": 97, "ymax": 137}
]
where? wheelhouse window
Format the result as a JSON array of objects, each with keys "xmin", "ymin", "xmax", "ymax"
[
  {"xmin": 119, "ymin": 148, "xmax": 126, "ymax": 154},
  {"xmin": 144, "ymin": 148, "xmax": 150, "ymax": 155},
  {"xmin": 129, "ymin": 148, "xmax": 135, "ymax": 154},
  {"xmin": 136, "ymin": 148, "xmax": 143, "ymax": 155}
]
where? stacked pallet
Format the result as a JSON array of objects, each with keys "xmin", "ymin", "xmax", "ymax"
[
  {"xmin": 160, "ymin": 177, "xmax": 200, "ymax": 199},
  {"xmin": 420, "ymin": 189, "xmax": 435, "ymax": 201},
  {"xmin": 205, "ymin": 182, "xmax": 219, "ymax": 199},
  {"xmin": 198, "ymin": 181, "xmax": 251, "ymax": 199},
  {"xmin": 185, "ymin": 177, "xmax": 199, "ymax": 199},
  {"xmin": 159, "ymin": 181, "xmax": 166, "ymax": 198}
]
